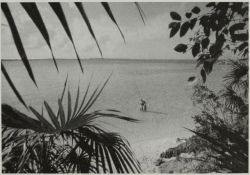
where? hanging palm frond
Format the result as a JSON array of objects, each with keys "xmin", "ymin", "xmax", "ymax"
[
  {"xmin": 101, "ymin": 2, "xmax": 125, "ymax": 43},
  {"xmin": 49, "ymin": 2, "xmax": 84, "ymax": 73},
  {"xmin": 75, "ymin": 2, "xmax": 103, "ymax": 57},
  {"xmin": 21, "ymin": 3, "xmax": 59, "ymax": 72},
  {"xmin": 2, "ymin": 3, "xmax": 37, "ymax": 87}
]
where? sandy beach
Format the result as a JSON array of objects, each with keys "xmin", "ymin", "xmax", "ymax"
[{"xmin": 131, "ymin": 136, "xmax": 179, "ymax": 173}]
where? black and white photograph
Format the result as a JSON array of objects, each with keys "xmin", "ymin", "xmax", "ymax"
[{"xmin": 1, "ymin": 1, "xmax": 249, "ymax": 173}]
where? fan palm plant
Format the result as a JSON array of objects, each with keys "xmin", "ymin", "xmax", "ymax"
[{"xmin": 2, "ymin": 74, "xmax": 141, "ymax": 173}]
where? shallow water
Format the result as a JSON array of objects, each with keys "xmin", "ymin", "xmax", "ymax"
[{"xmin": 2, "ymin": 59, "xmax": 226, "ymax": 144}]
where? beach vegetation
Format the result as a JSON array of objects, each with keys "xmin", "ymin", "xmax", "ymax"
[{"xmin": 169, "ymin": 2, "xmax": 248, "ymax": 173}]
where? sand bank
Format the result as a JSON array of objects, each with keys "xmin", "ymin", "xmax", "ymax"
[{"xmin": 131, "ymin": 136, "xmax": 179, "ymax": 173}]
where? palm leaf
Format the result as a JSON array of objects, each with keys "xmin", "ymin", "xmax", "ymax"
[
  {"xmin": 21, "ymin": 3, "xmax": 58, "ymax": 72},
  {"xmin": 44, "ymin": 101, "xmax": 61, "ymax": 130},
  {"xmin": 2, "ymin": 104, "xmax": 43, "ymax": 132},
  {"xmin": 49, "ymin": 2, "xmax": 84, "ymax": 73},
  {"xmin": 30, "ymin": 106, "xmax": 55, "ymax": 131},
  {"xmin": 2, "ymin": 3, "xmax": 37, "ymax": 86},
  {"xmin": 221, "ymin": 88, "xmax": 246, "ymax": 113},
  {"xmin": 57, "ymin": 74, "xmax": 68, "ymax": 119},
  {"xmin": 74, "ymin": 80, "xmax": 90, "ymax": 118},
  {"xmin": 1, "ymin": 63, "xmax": 27, "ymax": 109},
  {"xmin": 77, "ymin": 127, "xmax": 141, "ymax": 173},
  {"xmin": 58, "ymin": 98, "xmax": 65, "ymax": 128},
  {"xmin": 71, "ymin": 83, "xmax": 80, "ymax": 119},
  {"xmin": 67, "ymin": 88, "xmax": 72, "ymax": 122},
  {"xmin": 103, "ymin": 146, "xmax": 113, "ymax": 173},
  {"xmin": 223, "ymin": 59, "xmax": 248, "ymax": 91},
  {"xmin": 135, "ymin": 2, "xmax": 146, "ymax": 25},
  {"xmin": 79, "ymin": 72, "xmax": 113, "ymax": 115},
  {"xmin": 75, "ymin": 2, "xmax": 103, "ymax": 57},
  {"xmin": 95, "ymin": 141, "xmax": 99, "ymax": 173},
  {"xmin": 101, "ymin": 2, "xmax": 125, "ymax": 43},
  {"xmin": 98, "ymin": 145, "xmax": 106, "ymax": 173}
]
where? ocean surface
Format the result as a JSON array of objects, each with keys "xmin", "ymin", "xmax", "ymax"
[{"xmin": 2, "ymin": 59, "xmax": 226, "ymax": 144}]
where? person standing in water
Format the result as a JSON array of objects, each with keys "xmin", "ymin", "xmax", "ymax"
[{"xmin": 140, "ymin": 99, "xmax": 147, "ymax": 111}]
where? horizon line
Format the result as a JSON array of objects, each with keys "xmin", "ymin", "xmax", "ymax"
[{"xmin": 2, "ymin": 58, "xmax": 195, "ymax": 61}]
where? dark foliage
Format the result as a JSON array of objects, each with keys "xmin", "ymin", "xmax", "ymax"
[{"xmin": 169, "ymin": 2, "xmax": 248, "ymax": 82}]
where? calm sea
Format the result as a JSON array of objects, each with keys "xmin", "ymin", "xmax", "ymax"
[{"xmin": 2, "ymin": 59, "xmax": 226, "ymax": 143}]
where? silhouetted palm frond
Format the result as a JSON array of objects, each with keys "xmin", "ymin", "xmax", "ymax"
[
  {"xmin": 2, "ymin": 76, "xmax": 141, "ymax": 173},
  {"xmin": 223, "ymin": 59, "xmax": 248, "ymax": 96},
  {"xmin": 220, "ymin": 87, "xmax": 247, "ymax": 115}
]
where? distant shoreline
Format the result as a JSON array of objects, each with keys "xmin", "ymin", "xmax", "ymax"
[
  {"xmin": 2, "ymin": 58, "xmax": 235, "ymax": 65},
  {"xmin": 2, "ymin": 58, "xmax": 197, "ymax": 64}
]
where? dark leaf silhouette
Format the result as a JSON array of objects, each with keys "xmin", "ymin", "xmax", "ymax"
[
  {"xmin": 2, "ymin": 3, "xmax": 37, "ymax": 86},
  {"xmin": 201, "ymin": 38, "xmax": 210, "ymax": 49},
  {"xmin": 188, "ymin": 76, "xmax": 196, "ymax": 82},
  {"xmin": 101, "ymin": 2, "xmax": 125, "ymax": 42},
  {"xmin": 189, "ymin": 18, "xmax": 197, "ymax": 30},
  {"xmin": 214, "ymin": 34, "xmax": 225, "ymax": 52},
  {"xmin": 1, "ymin": 63, "xmax": 27, "ymax": 109},
  {"xmin": 196, "ymin": 54, "xmax": 208, "ymax": 68},
  {"xmin": 174, "ymin": 44, "xmax": 188, "ymax": 53},
  {"xmin": 206, "ymin": 2, "xmax": 216, "ymax": 8},
  {"xmin": 75, "ymin": 2, "xmax": 102, "ymax": 57},
  {"xmin": 229, "ymin": 23, "xmax": 246, "ymax": 35},
  {"xmin": 209, "ymin": 45, "xmax": 216, "ymax": 55},
  {"xmin": 204, "ymin": 26, "xmax": 210, "ymax": 37},
  {"xmin": 21, "ymin": 3, "xmax": 58, "ymax": 72},
  {"xmin": 243, "ymin": 48, "xmax": 248, "ymax": 57},
  {"xmin": 231, "ymin": 33, "xmax": 249, "ymax": 41},
  {"xmin": 169, "ymin": 22, "xmax": 177, "ymax": 29},
  {"xmin": 239, "ymin": 6, "xmax": 248, "ymax": 17},
  {"xmin": 201, "ymin": 68, "xmax": 206, "ymax": 83},
  {"xmin": 223, "ymin": 59, "xmax": 248, "ymax": 90},
  {"xmin": 49, "ymin": 2, "xmax": 84, "ymax": 73},
  {"xmin": 180, "ymin": 21, "xmax": 190, "ymax": 37},
  {"xmin": 170, "ymin": 12, "xmax": 181, "ymax": 21},
  {"xmin": 170, "ymin": 22, "xmax": 180, "ymax": 38},
  {"xmin": 191, "ymin": 6, "xmax": 201, "ymax": 14},
  {"xmin": 134, "ymin": 2, "xmax": 147, "ymax": 25},
  {"xmin": 238, "ymin": 42, "xmax": 248, "ymax": 52},
  {"xmin": 185, "ymin": 12, "xmax": 192, "ymax": 19},
  {"xmin": 199, "ymin": 16, "xmax": 209, "ymax": 27},
  {"xmin": 203, "ymin": 61, "xmax": 213, "ymax": 75},
  {"xmin": 192, "ymin": 42, "xmax": 200, "ymax": 57},
  {"xmin": 222, "ymin": 28, "xmax": 228, "ymax": 35}
]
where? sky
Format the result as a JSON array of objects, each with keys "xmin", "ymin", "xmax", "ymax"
[{"xmin": 1, "ymin": 2, "xmax": 211, "ymax": 60}]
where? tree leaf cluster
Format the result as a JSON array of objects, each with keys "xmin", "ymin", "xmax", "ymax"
[
  {"xmin": 170, "ymin": 2, "xmax": 248, "ymax": 83},
  {"xmin": 169, "ymin": 6, "xmax": 200, "ymax": 38}
]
